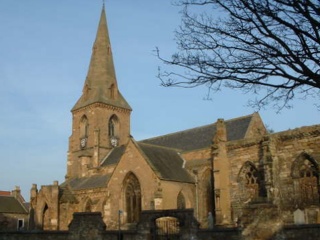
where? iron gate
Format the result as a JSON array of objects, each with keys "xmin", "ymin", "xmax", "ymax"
[{"xmin": 153, "ymin": 216, "xmax": 180, "ymax": 240}]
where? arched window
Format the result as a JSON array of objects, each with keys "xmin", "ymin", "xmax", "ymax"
[
  {"xmin": 238, "ymin": 162, "xmax": 260, "ymax": 202},
  {"xmin": 123, "ymin": 172, "xmax": 141, "ymax": 223},
  {"xmin": 108, "ymin": 115, "xmax": 119, "ymax": 137},
  {"xmin": 85, "ymin": 199, "xmax": 93, "ymax": 212},
  {"xmin": 80, "ymin": 115, "xmax": 88, "ymax": 138},
  {"xmin": 177, "ymin": 191, "xmax": 186, "ymax": 209},
  {"xmin": 292, "ymin": 153, "xmax": 319, "ymax": 205}
]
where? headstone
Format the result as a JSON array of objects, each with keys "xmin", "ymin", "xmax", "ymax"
[
  {"xmin": 293, "ymin": 208, "xmax": 305, "ymax": 224},
  {"xmin": 208, "ymin": 212, "xmax": 213, "ymax": 229}
]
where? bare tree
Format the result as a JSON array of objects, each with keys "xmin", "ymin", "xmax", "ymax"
[{"xmin": 157, "ymin": 0, "xmax": 320, "ymax": 110}]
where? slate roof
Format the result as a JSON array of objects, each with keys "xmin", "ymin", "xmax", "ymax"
[
  {"xmin": 140, "ymin": 114, "xmax": 253, "ymax": 151},
  {"xmin": 101, "ymin": 145, "xmax": 126, "ymax": 167},
  {"xmin": 137, "ymin": 142, "xmax": 194, "ymax": 183},
  {"xmin": 59, "ymin": 186, "xmax": 78, "ymax": 203},
  {"xmin": 0, "ymin": 196, "xmax": 28, "ymax": 214},
  {"xmin": 61, "ymin": 174, "xmax": 111, "ymax": 191}
]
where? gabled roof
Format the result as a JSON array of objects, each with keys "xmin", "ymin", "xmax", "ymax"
[
  {"xmin": 0, "ymin": 196, "xmax": 28, "ymax": 214},
  {"xmin": 140, "ymin": 114, "xmax": 254, "ymax": 151},
  {"xmin": 137, "ymin": 142, "xmax": 194, "ymax": 183},
  {"xmin": 61, "ymin": 174, "xmax": 111, "ymax": 191}
]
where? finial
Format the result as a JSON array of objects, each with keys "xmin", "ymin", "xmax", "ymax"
[{"xmin": 102, "ymin": 0, "xmax": 105, "ymax": 8}]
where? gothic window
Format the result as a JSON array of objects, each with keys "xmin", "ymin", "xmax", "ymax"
[
  {"xmin": 80, "ymin": 115, "xmax": 88, "ymax": 138},
  {"xmin": 238, "ymin": 162, "xmax": 259, "ymax": 201},
  {"xmin": 177, "ymin": 191, "xmax": 186, "ymax": 209},
  {"xmin": 124, "ymin": 172, "xmax": 141, "ymax": 223},
  {"xmin": 292, "ymin": 153, "xmax": 319, "ymax": 205},
  {"xmin": 108, "ymin": 115, "xmax": 119, "ymax": 138}
]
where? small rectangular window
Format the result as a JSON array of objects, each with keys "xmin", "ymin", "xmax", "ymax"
[{"xmin": 17, "ymin": 219, "xmax": 24, "ymax": 230}]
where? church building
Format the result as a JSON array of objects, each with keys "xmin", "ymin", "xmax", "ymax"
[{"xmin": 30, "ymin": 5, "xmax": 320, "ymax": 231}]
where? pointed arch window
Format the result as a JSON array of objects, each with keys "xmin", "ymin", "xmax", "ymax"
[
  {"xmin": 238, "ymin": 162, "xmax": 260, "ymax": 202},
  {"xmin": 177, "ymin": 191, "xmax": 186, "ymax": 209},
  {"xmin": 123, "ymin": 173, "xmax": 141, "ymax": 223},
  {"xmin": 108, "ymin": 115, "xmax": 119, "ymax": 138},
  {"xmin": 85, "ymin": 199, "xmax": 93, "ymax": 212},
  {"xmin": 292, "ymin": 153, "xmax": 320, "ymax": 205},
  {"xmin": 80, "ymin": 115, "xmax": 89, "ymax": 148},
  {"xmin": 80, "ymin": 115, "xmax": 88, "ymax": 138}
]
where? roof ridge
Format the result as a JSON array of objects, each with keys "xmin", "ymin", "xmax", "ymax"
[
  {"xmin": 224, "ymin": 113, "xmax": 254, "ymax": 123},
  {"xmin": 141, "ymin": 123, "xmax": 216, "ymax": 142},
  {"xmin": 141, "ymin": 113, "xmax": 254, "ymax": 142},
  {"xmin": 138, "ymin": 142, "xmax": 181, "ymax": 152}
]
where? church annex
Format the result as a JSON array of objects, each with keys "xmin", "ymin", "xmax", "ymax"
[{"xmin": 30, "ymin": 5, "xmax": 320, "ymax": 231}]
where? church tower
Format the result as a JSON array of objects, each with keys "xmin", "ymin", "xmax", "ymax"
[{"xmin": 66, "ymin": 6, "xmax": 131, "ymax": 179}]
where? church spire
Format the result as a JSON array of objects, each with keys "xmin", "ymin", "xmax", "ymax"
[{"xmin": 72, "ymin": 5, "xmax": 131, "ymax": 112}]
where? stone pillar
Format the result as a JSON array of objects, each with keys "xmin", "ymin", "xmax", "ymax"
[
  {"xmin": 212, "ymin": 118, "xmax": 232, "ymax": 225},
  {"xmin": 29, "ymin": 184, "xmax": 38, "ymax": 230},
  {"xmin": 51, "ymin": 181, "xmax": 60, "ymax": 230}
]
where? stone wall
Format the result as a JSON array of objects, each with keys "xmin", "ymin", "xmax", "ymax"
[
  {"xmin": 225, "ymin": 124, "xmax": 320, "ymax": 226},
  {"xmin": 1, "ymin": 211, "xmax": 320, "ymax": 240}
]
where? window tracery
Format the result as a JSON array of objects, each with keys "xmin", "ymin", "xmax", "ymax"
[
  {"xmin": 292, "ymin": 155, "xmax": 319, "ymax": 205},
  {"xmin": 108, "ymin": 115, "xmax": 119, "ymax": 137},
  {"xmin": 238, "ymin": 162, "xmax": 260, "ymax": 202},
  {"xmin": 124, "ymin": 173, "xmax": 141, "ymax": 223}
]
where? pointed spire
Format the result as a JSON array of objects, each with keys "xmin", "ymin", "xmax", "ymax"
[{"xmin": 72, "ymin": 5, "xmax": 131, "ymax": 112}]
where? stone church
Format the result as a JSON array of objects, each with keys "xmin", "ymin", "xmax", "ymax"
[{"xmin": 30, "ymin": 5, "xmax": 320, "ymax": 231}]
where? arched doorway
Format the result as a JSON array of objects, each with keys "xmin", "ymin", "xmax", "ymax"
[
  {"xmin": 42, "ymin": 204, "xmax": 50, "ymax": 230},
  {"xmin": 123, "ymin": 172, "xmax": 141, "ymax": 223}
]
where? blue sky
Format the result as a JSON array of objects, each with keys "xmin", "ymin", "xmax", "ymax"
[{"xmin": 1, "ymin": 1, "xmax": 319, "ymax": 200}]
